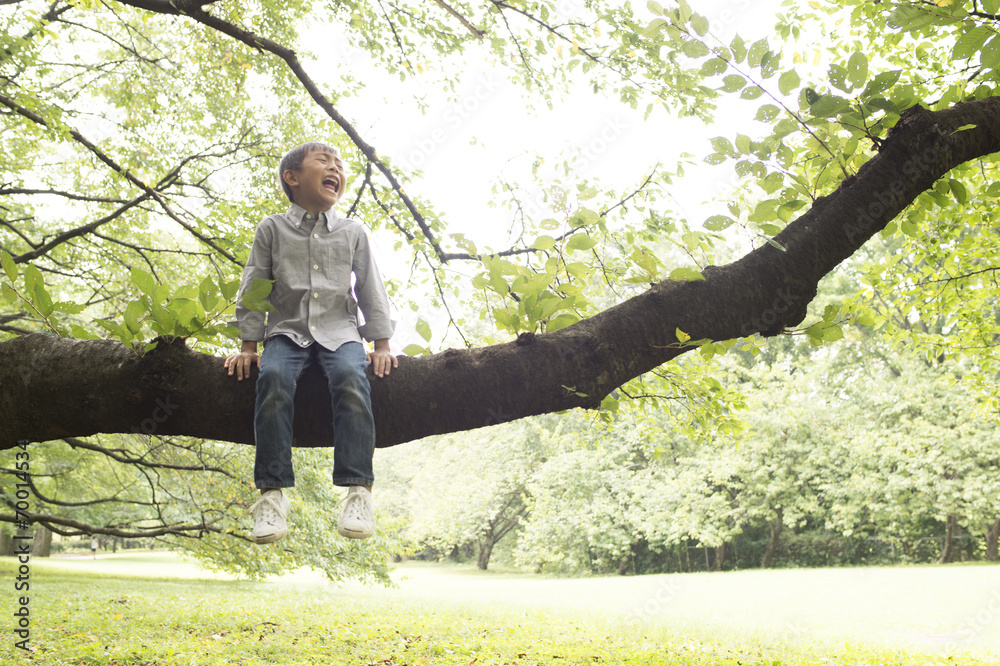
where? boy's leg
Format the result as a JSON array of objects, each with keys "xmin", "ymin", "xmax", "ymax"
[
  {"xmin": 253, "ymin": 335, "xmax": 311, "ymax": 490},
  {"xmin": 317, "ymin": 341, "xmax": 376, "ymax": 488}
]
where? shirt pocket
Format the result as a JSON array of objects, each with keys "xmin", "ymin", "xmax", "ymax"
[{"xmin": 319, "ymin": 243, "xmax": 353, "ymax": 291}]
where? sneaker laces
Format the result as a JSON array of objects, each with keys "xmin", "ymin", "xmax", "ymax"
[
  {"xmin": 249, "ymin": 493, "xmax": 287, "ymax": 524},
  {"xmin": 338, "ymin": 490, "xmax": 372, "ymax": 523}
]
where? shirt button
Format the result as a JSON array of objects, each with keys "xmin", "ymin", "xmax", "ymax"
[
  {"xmin": 312, "ymin": 293, "xmax": 319, "ymax": 299},
  {"xmin": 310, "ymin": 325, "xmax": 316, "ymax": 331},
  {"xmin": 313, "ymin": 264, "xmax": 319, "ymax": 270},
  {"xmin": 313, "ymin": 233, "xmax": 319, "ymax": 239}
]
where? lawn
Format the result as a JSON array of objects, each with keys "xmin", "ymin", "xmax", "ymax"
[{"xmin": 2, "ymin": 552, "xmax": 998, "ymax": 665}]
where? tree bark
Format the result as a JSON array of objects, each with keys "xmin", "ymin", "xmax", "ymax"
[
  {"xmin": 939, "ymin": 514, "xmax": 960, "ymax": 564},
  {"xmin": 476, "ymin": 537, "xmax": 494, "ymax": 571},
  {"xmin": 986, "ymin": 519, "xmax": 999, "ymax": 562},
  {"xmin": 762, "ymin": 507, "xmax": 783, "ymax": 569},
  {"xmin": 31, "ymin": 526, "xmax": 52, "ymax": 557},
  {"xmin": 2, "ymin": 100, "xmax": 1000, "ymax": 449},
  {"xmin": 714, "ymin": 541, "xmax": 727, "ymax": 572}
]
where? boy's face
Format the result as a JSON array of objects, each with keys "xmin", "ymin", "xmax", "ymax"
[{"xmin": 283, "ymin": 148, "xmax": 346, "ymax": 213}]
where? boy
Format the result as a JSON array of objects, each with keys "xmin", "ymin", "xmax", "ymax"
[{"xmin": 224, "ymin": 141, "xmax": 397, "ymax": 544}]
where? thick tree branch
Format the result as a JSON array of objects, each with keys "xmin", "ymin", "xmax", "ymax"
[{"xmin": 2, "ymin": 99, "xmax": 998, "ymax": 449}]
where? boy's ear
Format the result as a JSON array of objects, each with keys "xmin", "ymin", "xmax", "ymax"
[{"xmin": 282, "ymin": 169, "xmax": 299, "ymax": 189}]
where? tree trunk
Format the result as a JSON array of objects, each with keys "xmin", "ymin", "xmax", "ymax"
[
  {"xmin": 986, "ymin": 519, "xmax": 999, "ymax": 562},
  {"xmin": 762, "ymin": 508, "xmax": 783, "ymax": 569},
  {"xmin": 2, "ymin": 101, "xmax": 1000, "ymax": 450},
  {"xmin": 31, "ymin": 526, "xmax": 51, "ymax": 557},
  {"xmin": 939, "ymin": 514, "xmax": 960, "ymax": 564},
  {"xmin": 714, "ymin": 542, "xmax": 727, "ymax": 572},
  {"xmin": 0, "ymin": 530, "xmax": 12, "ymax": 557},
  {"xmin": 476, "ymin": 538, "xmax": 493, "ymax": 571}
]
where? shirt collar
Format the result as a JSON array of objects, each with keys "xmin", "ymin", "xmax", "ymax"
[{"xmin": 286, "ymin": 203, "xmax": 339, "ymax": 232}]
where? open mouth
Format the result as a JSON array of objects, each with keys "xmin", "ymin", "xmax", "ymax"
[{"xmin": 323, "ymin": 176, "xmax": 341, "ymax": 193}]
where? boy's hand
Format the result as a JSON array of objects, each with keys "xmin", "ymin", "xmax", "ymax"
[
  {"xmin": 367, "ymin": 340, "xmax": 397, "ymax": 378},
  {"xmin": 225, "ymin": 341, "xmax": 260, "ymax": 381}
]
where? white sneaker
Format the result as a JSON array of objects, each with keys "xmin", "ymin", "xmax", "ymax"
[
  {"xmin": 249, "ymin": 489, "xmax": 290, "ymax": 544},
  {"xmin": 337, "ymin": 486, "xmax": 374, "ymax": 539}
]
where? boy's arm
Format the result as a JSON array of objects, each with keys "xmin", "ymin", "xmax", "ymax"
[
  {"xmin": 225, "ymin": 221, "xmax": 271, "ymax": 380},
  {"xmin": 366, "ymin": 338, "xmax": 397, "ymax": 378},
  {"xmin": 231, "ymin": 221, "xmax": 274, "ymax": 344},
  {"xmin": 224, "ymin": 339, "xmax": 260, "ymax": 381}
]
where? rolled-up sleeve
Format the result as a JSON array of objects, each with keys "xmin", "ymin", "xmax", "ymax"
[
  {"xmin": 232, "ymin": 221, "xmax": 274, "ymax": 342},
  {"xmin": 352, "ymin": 231, "xmax": 396, "ymax": 342}
]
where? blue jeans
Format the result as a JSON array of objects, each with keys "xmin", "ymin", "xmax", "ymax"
[{"xmin": 254, "ymin": 335, "xmax": 375, "ymax": 489}]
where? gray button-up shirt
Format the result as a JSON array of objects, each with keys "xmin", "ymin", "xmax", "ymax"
[{"xmin": 232, "ymin": 203, "xmax": 395, "ymax": 350}]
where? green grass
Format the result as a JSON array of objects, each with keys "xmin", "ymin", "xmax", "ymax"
[{"xmin": 2, "ymin": 553, "xmax": 998, "ymax": 665}]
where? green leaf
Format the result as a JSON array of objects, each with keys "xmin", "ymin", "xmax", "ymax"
[
  {"xmin": 861, "ymin": 70, "xmax": 901, "ymax": 99},
  {"xmin": 669, "ymin": 267, "xmax": 705, "ymax": 281},
  {"xmin": 531, "ymin": 235, "xmax": 556, "ymax": 251},
  {"xmin": 565, "ymin": 233, "xmax": 597, "ymax": 252},
  {"xmin": 690, "ymin": 13, "xmax": 709, "ymax": 36},
  {"xmin": 828, "ymin": 64, "xmax": 850, "ymax": 92},
  {"xmin": 416, "ymin": 317, "xmax": 432, "ymax": 342},
  {"xmin": 747, "ymin": 39, "xmax": 768, "ymax": 68},
  {"xmin": 1, "ymin": 251, "xmax": 16, "ymax": 282},
  {"xmin": 32, "ymin": 280, "xmax": 54, "ymax": 317},
  {"xmin": 220, "ymin": 279, "xmax": 241, "ymax": 301},
  {"xmin": 809, "ymin": 94, "xmax": 849, "ymax": 118},
  {"xmin": 402, "ymin": 343, "xmax": 429, "ymax": 356},
  {"xmin": 700, "ymin": 58, "xmax": 727, "ymax": 76},
  {"xmin": 953, "ymin": 26, "xmax": 992, "ymax": 60},
  {"xmin": 675, "ymin": 327, "xmax": 691, "ymax": 343},
  {"xmin": 846, "ymin": 52, "xmax": 868, "ymax": 91},
  {"xmin": 546, "ymin": 312, "xmax": 580, "ymax": 332},
  {"xmin": 756, "ymin": 104, "xmax": 781, "ymax": 122},
  {"xmin": 710, "ymin": 137, "xmax": 735, "ymax": 156},
  {"xmin": 730, "ymin": 35, "xmax": 746, "ymax": 64},
  {"xmin": 778, "ymin": 70, "xmax": 800, "ymax": 96},
  {"xmin": 681, "ymin": 39, "xmax": 710, "ymax": 58},
  {"xmin": 950, "ymin": 179, "xmax": 968, "ymax": 205},
  {"xmin": 704, "ymin": 215, "xmax": 734, "ymax": 231},
  {"xmin": 243, "ymin": 278, "xmax": 273, "ymax": 302},
  {"xmin": 888, "ymin": 5, "xmax": 936, "ymax": 31},
  {"xmin": 130, "ymin": 267, "xmax": 155, "ymax": 295},
  {"xmin": 124, "ymin": 300, "xmax": 146, "ymax": 335},
  {"xmin": 720, "ymin": 74, "xmax": 745, "ymax": 92},
  {"xmin": 981, "ymin": 35, "xmax": 1000, "ymax": 68}
]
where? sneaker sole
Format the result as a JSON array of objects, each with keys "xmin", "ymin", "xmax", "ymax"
[
  {"xmin": 337, "ymin": 526, "xmax": 373, "ymax": 539},
  {"xmin": 252, "ymin": 530, "xmax": 286, "ymax": 545}
]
